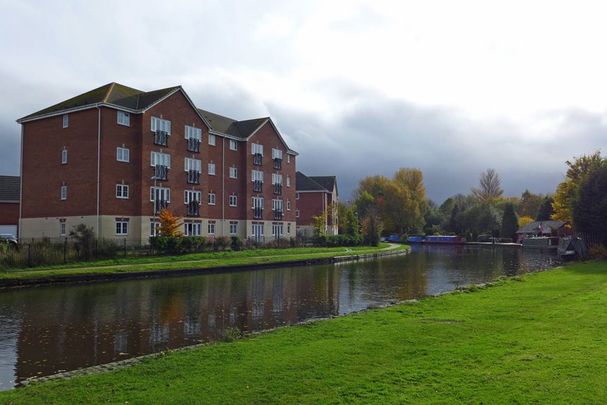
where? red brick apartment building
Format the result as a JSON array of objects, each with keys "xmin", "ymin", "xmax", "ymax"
[
  {"xmin": 0, "ymin": 175, "xmax": 20, "ymax": 237},
  {"xmin": 17, "ymin": 83, "xmax": 298, "ymax": 244},
  {"xmin": 295, "ymin": 172, "xmax": 338, "ymax": 237}
]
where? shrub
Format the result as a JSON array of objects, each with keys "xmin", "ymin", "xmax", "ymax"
[
  {"xmin": 588, "ymin": 244, "xmax": 607, "ymax": 259},
  {"xmin": 231, "ymin": 236, "xmax": 243, "ymax": 251},
  {"xmin": 215, "ymin": 236, "xmax": 230, "ymax": 251},
  {"xmin": 70, "ymin": 224, "xmax": 95, "ymax": 260}
]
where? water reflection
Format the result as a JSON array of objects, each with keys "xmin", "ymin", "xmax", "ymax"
[{"xmin": 0, "ymin": 246, "xmax": 560, "ymax": 389}]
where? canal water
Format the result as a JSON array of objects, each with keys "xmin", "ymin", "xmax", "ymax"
[{"xmin": 0, "ymin": 245, "xmax": 561, "ymax": 389}]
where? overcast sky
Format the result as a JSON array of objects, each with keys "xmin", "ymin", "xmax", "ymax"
[{"xmin": 1, "ymin": 0, "xmax": 606, "ymax": 202}]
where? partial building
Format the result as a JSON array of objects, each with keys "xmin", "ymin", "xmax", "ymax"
[
  {"xmin": 0, "ymin": 175, "xmax": 20, "ymax": 237},
  {"xmin": 17, "ymin": 83, "xmax": 297, "ymax": 244},
  {"xmin": 295, "ymin": 172, "xmax": 338, "ymax": 237},
  {"xmin": 516, "ymin": 220, "xmax": 571, "ymax": 242}
]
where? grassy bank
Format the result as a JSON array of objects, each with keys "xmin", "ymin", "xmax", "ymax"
[
  {"xmin": 2, "ymin": 261, "xmax": 606, "ymax": 403},
  {"xmin": 0, "ymin": 243, "xmax": 403, "ymax": 281}
]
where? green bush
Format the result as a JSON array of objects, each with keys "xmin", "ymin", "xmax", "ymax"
[{"xmin": 231, "ymin": 236, "xmax": 243, "ymax": 251}]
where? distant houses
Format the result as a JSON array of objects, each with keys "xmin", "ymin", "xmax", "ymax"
[
  {"xmin": 295, "ymin": 172, "xmax": 338, "ymax": 237},
  {"xmin": 0, "ymin": 175, "xmax": 20, "ymax": 237},
  {"xmin": 516, "ymin": 220, "xmax": 571, "ymax": 242}
]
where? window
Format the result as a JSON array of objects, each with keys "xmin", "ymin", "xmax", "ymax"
[
  {"xmin": 116, "ymin": 184, "xmax": 129, "ymax": 199},
  {"xmin": 252, "ymin": 170, "xmax": 264, "ymax": 182},
  {"xmin": 287, "ymin": 176, "xmax": 291, "ymax": 187},
  {"xmin": 229, "ymin": 194, "xmax": 237, "ymax": 207},
  {"xmin": 229, "ymin": 140, "xmax": 237, "ymax": 150},
  {"xmin": 59, "ymin": 220, "xmax": 66, "ymax": 237},
  {"xmin": 62, "ymin": 114, "xmax": 69, "ymax": 128},
  {"xmin": 252, "ymin": 196, "xmax": 264, "ymax": 209},
  {"xmin": 229, "ymin": 166, "xmax": 237, "ymax": 179},
  {"xmin": 272, "ymin": 222, "xmax": 284, "ymax": 237},
  {"xmin": 60, "ymin": 184, "xmax": 67, "ymax": 200},
  {"xmin": 184, "ymin": 190, "xmax": 202, "ymax": 204},
  {"xmin": 272, "ymin": 173, "xmax": 283, "ymax": 185},
  {"xmin": 151, "ymin": 151, "xmax": 171, "ymax": 168},
  {"xmin": 252, "ymin": 222, "xmax": 264, "ymax": 238},
  {"xmin": 184, "ymin": 158, "xmax": 202, "ymax": 172},
  {"xmin": 208, "ymin": 162, "xmax": 216, "ymax": 175},
  {"xmin": 287, "ymin": 200, "xmax": 291, "ymax": 211},
  {"xmin": 272, "ymin": 148, "xmax": 283, "ymax": 159},
  {"xmin": 116, "ymin": 147, "xmax": 130, "ymax": 162},
  {"xmin": 287, "ymin": 154, "xmax": 291, "ymax": 163},
  {"xmin": 150, "ymin": 219, "xmax": 160, "ymax": 236},
  {"xmin": 208, "ymin": 134, "xmax": 216, "ymax": 146},
  {"xmin": 115, "ymin": 218, "xmax": 129, "ymax": 235},
  {"xmin": 229, "ymin": 221, "xmax": 238, "ymax": 235},
  {"xmin": 287, "ymin": 223, "xmax": 291, "ymax": 234},
  {"xmin": 208, "ymin": 192, "xmax": 216, "ymax": 205},
  {"xmin": 184, "ymin": 220, "xmax": 202, "ymax": 236},
  {"xmin": 272, "ymin": 199, "xmax": 283, "ymax": 211},
  {"xmin": 150, "ymin": 186, "xmax": 171, "ymax": 202},
  {"xmin": 151, "ymin": 116, "xmax": 171, "ymax": 134},
  {"xmin": 296, "ymin": 192, "xmax": 300, "ymax": 200},
  {"xmin": 185, "ymin": 125, "xmax": 202, "ymax": 140},
  {"xmin": 207, "ymin": 220, "xmax": 216, "ymax": 235},
  {"xmin": 61, "ymin": 147, "xmax": 68, "ymax": 164},
  {"xmin": 252, "ymin": 143, "xmax": 263, "ymax": 155},
  {"xmin": 117, "ymin": 111, "xmax": 130, "ymax": 126},
  {"xmin": 296, "ymin": 209, "xmax": 300, "ymax": 218}
]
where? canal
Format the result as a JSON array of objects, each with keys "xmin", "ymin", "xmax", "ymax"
[{"xmin": 0, "ymin": 245, "xmax": 561, "ymax": 389}]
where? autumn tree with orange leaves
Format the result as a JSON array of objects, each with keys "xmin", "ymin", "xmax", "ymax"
[{"xmin": 158, "ymin": 209, "xmax": 182, "ymax": 237}]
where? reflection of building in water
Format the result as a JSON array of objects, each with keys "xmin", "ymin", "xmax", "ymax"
[{"xmin": 12, "ymin": 265, "xmax": 341, "ymax": 383}]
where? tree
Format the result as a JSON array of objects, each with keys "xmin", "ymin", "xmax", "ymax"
[
  {"xmin": 518, "ymin": 216, "xmax": 535, "ymax": 228},
  {"xmin": 471, "ymin": 169, "xmax": 503, "ymax": 203},
  {"xmin": 158, "ymin": 209, "xmax": 182, "ymax": 237},
  {"xmin": 69, "ymin": 224, "xmax": 96, "ymax": 260},
  {"xmin": 446, "ymin": 203, "xmax": 461, "ymax": 234},
  {"xmin": 552, "ymin": 151, "xmax": 605, "ymax": 222},
  {"xmin": 536, "ymin": 197, "xmax": 554, "ymax": 221},
  {"xmin": 361, "ymin": 210, "xmax": 383, "ymax": 246},
  {"xmin": 338, "ymin": 202, "xmax": 360, "ymax": 238},
  {"xmin": 517, "ymin": 190, "xmax": 543, "ymax": 218},
  {"xmin": 312, "ymin": 211, "xmax": 328, "ymax": 237},
  {"xmin": 572, "ymin": 166, "xmax": 607, "ymax": 245},
  {"xmin": 500, "ymin": 203, "xmax": 518, "ymax": 240}
]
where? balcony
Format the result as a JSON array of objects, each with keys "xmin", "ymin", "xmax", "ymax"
[
  {"xmin": 187, "ymin": 200, "xmax": 200, "ymax": 217},
  {"xmin": 253, "ymin": 180, "xmax": 263, "ymax": 193},
  {"xmin": 187, "ymin": 137, "xmax": 200, "ymax": 153},
  {"xmin": 273, "ymin": 209, "xmax": 284, "ymax": 220},
  {"xmin": 154, "ymin": 165, "xmax": 169, "ymax": 181},
  {"xmin": 253, "ymin": 153, "xmax": 263, "ymax": 166},
  {"xmin": 273, "ymin": 158, "xmax": 282, "ymax": 170},
  {"xmin": 154, "ymin": 199, "xmax": 169, "ymax": 214},
  {"xmin": 273, "ymin": 183, "xmax": 282, "ymax": 195},
  {"xmin": 154, "ymin": 130, "xmax": 169, "ymax": 146},
  {"xmin": 187, "ymin": 170, "xmax": 200, "ymax": 184},
  {"xmin": 253, "ymin": 206, "xmax": 263, "ymax": 219}
]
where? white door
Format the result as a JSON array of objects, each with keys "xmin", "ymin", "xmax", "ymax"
[{"xmin": 0, "ymin": 225, "xmax": 17, "ymax": 237}]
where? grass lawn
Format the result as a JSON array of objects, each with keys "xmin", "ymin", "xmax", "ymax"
[
  {"xmin": 2, "ymin": 261, "xmax": 606, "ymax": 404},
  {"xmin": 0, "ymin": 243, "xmax": 403, "ymax": 281}
]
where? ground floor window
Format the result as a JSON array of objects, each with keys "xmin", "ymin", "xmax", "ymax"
[
  {"xmin": 287, "ymin": 223, "xmax": 291, "ymax": 234},
  {"xmin": 229, "ymin": 221, "xmax": 238, "ymax": 235},
  {"xmin": 252, "ymin": 222, "xmax": 264, "ymax": 240},
  {"xmin": 272, "ymin": 222, "xmax": 284, "ymax": 238},
  {"xmin": 184, "ymin": 220, "xmax": 202, "ymax": 236},
  {"xmin": 208, "ymin": 220, "xmax": 216, "ymax": 235},
  {"xmin": 115, "ymin": 218, "xmax": 129, "ymax": 235},
  {"xmin": 59, "ymin": 219, "xmax": 66, "ymax": 236},
  {"xmin": 150, "ymin": 219, "xmax": 160, "ymax": 236}
]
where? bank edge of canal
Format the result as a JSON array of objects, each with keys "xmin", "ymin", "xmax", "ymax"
[
  {"xmin": 0, "ymin": 244, "xmax": 409, "ymax": 290},
  {"xmin": 7, "ymin": 260, "xmax": 606, "ymax": 404}
]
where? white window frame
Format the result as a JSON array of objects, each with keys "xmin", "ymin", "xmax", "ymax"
[
  {"xmin": 116, "ymin": 184, "xmax": 129, "ymax": 199},
  {"xmin": 252, "ymin": 170, "xmax": 264, "ymax": 182},
  {"xmin": 208, "ymin": 134, "xmax": 216, "ymax": 146},
  {"xmin": 117, "ymin": 111, "xmax": 130, "ymax": 126},
  {"xmin": 287, "ymin": 200, "xmax": 291, "ymax": 211},
  {"xmin": 229, "ymin": 166, "xmax": 238, "ymax": 179},
  {"xmin": 115, "ymin": 219, "xmax": 129, "ymax": 235},
  {"xmin": 150, "ymin": 186, "xmax": 171, "ymax": 202},
  {"xmin": 252, "ymin": 143, "xmax": 263, "ymax": 155},
  {"xmin": 272, "ymin": 173, "xmax": 283, "ymax": 185},
  {"xmin": 272, "ymin": 222, "xmax": 284, "ymax": 237},
  {"xmin": 229, "ymin": 221, "xmax": 238, "ymax": 235},
  {"xmin": 296, "ymin": 192, "xmax": 300, "ymax": 200},
  {"xmin": 185, "ymin": 125, "xmax": 202, "ymax": 140},
  {"xmin": 150, "ymin": 219, "xmax": 160, "ymax": 236},
  {"xmin": 272, "ymin": 148, "xmax": 283, "ymax": 160},
  {"xmin": 229, "ymin": 139, "xmax": 237, "ymax": 151},
  {"xmin": 62, "ymin": 114, "xmax": 69, "ymax": 128},
  {"xmin": 207, "ymin": 221, "xmax": 216, "ymax": 235},
  {"xmin": 61, "ymin": 147, "xmax": 68, "ymax": 164},
  {"xmin": 184, "ymin": 158, "xmax": 202, "ymax": 172},
  {"xmin": 252, "ymin": 223, "xmax": 264, "ymax": 237},
  {"xmin": 208, "ymin": 162, "xmax": 216, "ymax": 176},
  {"xmin": 272, "ymin": 199, "xmax": 283, "ymax": 211},
  {"xmin": 287, "ymin": 176, "xmax": 291, "ymax": 187},
  {"xmin": 296, "ymin": 209, "xmax": 300, "ymax": 218},
  {"xmin": 117, "ymin": 147, "xmax": 130, "ymax": 163},
  {"xmin": 229, "ymin": 194, "xmax": 238, "ymax": 207},
  {"xmin": 151, "ymin": 116, "xmax": 171, "ymax": 134},
  {"xmin": 184, "ymin": 190, "xmax": 202, "ymax": 204},
  {"xmin": 184, "ymin": 220, "xmax": 202, "ymax": 236},
  {"xmin": 59, "ymin": 221, "xmax": 66, "ymax": 237},
  {"xmin": 208, "ymin": 192, "xmax": 216, "ymax": 205},
  {"xmin": 60, "ymin": 185, "xmax": 67, "ymax": 200},
  {"xmin": 151, "ymin": 151, "xmax": 171, "ymax": 168}
]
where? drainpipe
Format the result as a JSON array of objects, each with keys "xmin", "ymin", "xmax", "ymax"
[
  {"xmin": 221, "ymin": 135, "xmax": 225, "ymax": 236},
  {"xmin": 96, "ymin": 106, "xmax": 101, "ymax": 238},
  {"xmin": 18, "ymin": 125, "xmax": 23, "ymax": 240}
]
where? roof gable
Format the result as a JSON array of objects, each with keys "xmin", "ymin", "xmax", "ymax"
[
  {"xmin": 309, "ymin": 176, "xmax": 337, "ymax": 195},
  {"xmin": 296, "ymin": 171, "xmax": 328, "ymax": 192}
]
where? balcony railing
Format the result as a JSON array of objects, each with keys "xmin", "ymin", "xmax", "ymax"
[
  {"xmin": 253, "ymin": 180, "xmax": 263, "ymax": 192},
  {"xmin": 273, "ymin": 183, "xmax": 282, "ymax": 195},
  {"xmin": 253, "ymin": 153, "xmax": 263, "ymax": 166},
  {"xmin": 273, "ymin": 209, "xmax": 284, "ymax": 220},
  {"xmin": 154, "ymin": 165, "xmax": 169, "ymax": 181},
  {"xmin": 154, "ymin": 199, "xmax": 169, "ymax": 214},
  {"xmin": 273, "ymin": 158, "xmax": 282, "ymax": 170},
  {"xmin": 187, "ymin": 137, "xmax": 200, "ymax": 153},
  {"xmin": 187, "ymin": 200, "xmax": 200, "ymax": 217},
  {"xmin": 187, "ymin": 170, "xmax": 200, "ymax": 184},
  {"xmin": 253, "ymin": 206, "xmax": 263, "ymax": 219},
  {"xmin": 154, "ymin": 130, "xmax": 169, "ymax": 146}
]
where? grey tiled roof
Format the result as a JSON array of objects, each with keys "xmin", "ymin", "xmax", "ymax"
[
  {"xmin": 197, "ymin": 109, "xmax": 267, "ymax": 139},
  {"xmin": 516, "ymin": 220, "xmax": 565, "ymax": 234},
  {"xmin": 0, "ymin": 176, "xmax": 20, "ymax": 202},
  {"xmin": 309, "ymin": 176, "xmax": 337, "ymax": 194},
  {"xmin": 296, "ymin": 171, "xmax": 327, "ymax": 192}
]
